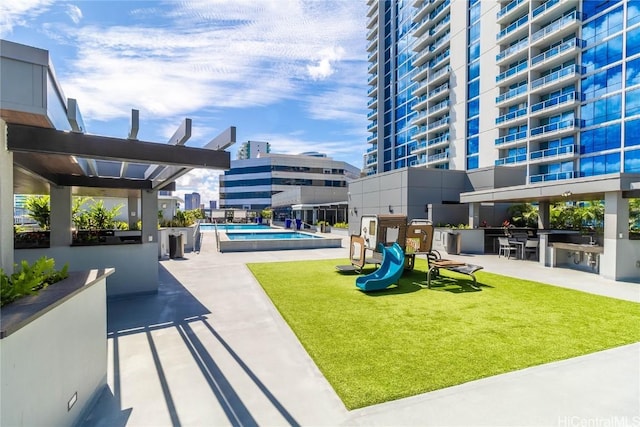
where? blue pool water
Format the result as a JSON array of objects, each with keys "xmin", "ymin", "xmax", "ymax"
[
  {"xmin": 200, "ymin": 223, "xmax": 272, "ymax": 231},
  {"xmin": 226, "ymin": 232, "xmax": 321, "ymax": 240}
]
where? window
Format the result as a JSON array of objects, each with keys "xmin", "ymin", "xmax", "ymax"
[
  {"xmin": 625, "ymin": 119, "xmax": 640, "ymax": 146},
  {"xmin": 468, "ymin": 61, "xmax": 480, "ymax": 80},
  {"xmin": 468, "ymin": 80, "xmax": 479, "ymax": 98},
  {"xmin": 467, "ymin": 118, "xmax": 479, "ymax": 137},
  {"xmin": 580, "ymin": 153, "xmax": 621, "ymax": 176},
  {"xmin": 467, "ymin": 99, "xmax": 479, "ymax": 117},
  {"xmin": 625, "ymin": 149, "xmax": 640, "ymax": 172},
  {"xmin": 582, "ymin": 36, "xmax": 623, "ymax": 72},
  {"xmin": 582, "ymin": 65, "xmax": 622, "ymax": 100},
  {"xmin": 626, "ymin": 58, "xmax": 640, "ymax": 87},
  {"xmin": 581, "ymin": 94, "xmax": 622, "ymax": 127},
  {"xmin": 580, "ymin": 124, "xmax": 621, "ymax": 153},
  {"xmin": 626, "ymin": 88, "xmax": 640, "ymax": 116},
  {"xmin": 628, "ymin": 26, "xmax": 640, "ymax": 57},
  {"xmin": 583, "ymin": 5, "xmax": 623, "ymax": 36},
  {"xmin": 467, "ymin": 155, "xmax": 479, "ymax": 170},
  {"xmin": 467, "ymin": 136, "xmax": 479, "ymax": 155},
  {"xmin": 629, "ymin": 0, "xmax": 640, "ymax": 26},
  {"xmin": 468, "ymin": 41, "xmax": 480, "ymax": 62}
]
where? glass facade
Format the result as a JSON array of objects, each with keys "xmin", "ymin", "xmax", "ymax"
[{"xmin": 365, "ymin": 0, "xmax": 640, "ymax": 181}]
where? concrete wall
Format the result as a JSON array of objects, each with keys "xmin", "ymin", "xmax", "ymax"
[
  {"xmin": 0, "ymin": 272, "xmax": 108, "ymax": 426},
  {"xmin": 15, "ymin": 244, "xmax": 158, "ymax": 297}
]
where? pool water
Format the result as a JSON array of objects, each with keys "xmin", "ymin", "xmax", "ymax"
[
  {"xmin": 226, "ymin": 232, "xmax": 321, "ymax": 240},
  {"xmin": 200, "ymin": 223, "xmax": 272, "ymax": 231}
]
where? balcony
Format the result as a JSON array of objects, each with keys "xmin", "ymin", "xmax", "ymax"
[
  {"xmin": 427, "ymin": 82, "xmax": 449, "ymax": 100},
  {"xmin": 530, "ymin": 91, "xmax": 582, "ymax": 116},
  {"xmin": 529, "ymin": 118, "xmax": 583, "ymax": 140},
  {"xmin": 367, "ymin": 132, "xmax": 378, "ymax": 143},
  {"xmin": 367, "ymin": 1, "xmax": 377, "ymax": 18},
  {"xmin": 368, "ymin": 73, "xmax": 378, "ymax": 85},
  {"xmin": 429, "ymin": 0, "xmax": 450, "ymax": 22},
  {"xmin": 530, "ymin": 64, "xmax": 583, "ymax": 93},
  {"xmin": 428, "ymin": 132, "xmax": 449, "ymax": 148},
  {"xmin": 414, "ymin": 125, "xmax": 429, "ymax": 140},
  {"xmin": 368, "ymin": 84, "xmax": 377, "ymax": 97},
  {"xmin": 427, "ymin": 99, "xmax": 449, "ymax": 117},
  {"xmin": 496, "ymin": 37, "xmax": 529, "ymax": 64},
  {"xmin": 413, "ymin": 48, "xmax": 431, "ymax": 68},
  {"xmin": 532, "ymin": 0, "xmax": 559, "ymax": 20},
  {"xmin": 529, "ymin": 144, "xmax": 575, "ymax": 162},
  {"xmin": 429, "ymin": 49, "xmax": 450, "ymax": 69},
  {"xmin": 496, "ymin": 0, "xmax": 529, "ymax": 24},
  {"xmin": 428, "ymin": 65, "xmax": 450, "ymax": 85},
  {"xmin": 413, "ymin": 94, "xmax": 429, "ymax": 111},
  {"xmin": 366, "ymin": 26, "xmax": 378, "ymax": 41},
  {"xmin": 496, "ymin": 14, "xmax": 529, "ymax": 43},
  {"xmin": 495, "ymin": 153, "xmax": 527, "ymax": 166},
  {"xmin": 414, "ymin": 0, "xmax": 443, "ymax": 22},
  {"xmin": 368, "ymin": 49, "xmax": 378, "ymax": 62},
  {"xmin": 495, "ymin": 130, "xmax": 527, "ymax": 147},
  {"xmin": 366, "ymin": 145, "xmax": 377, "ymax": 154},
  {"xmin": 367, "ymin": 60, "xmax": 377, "ymax": 74},
  {"xmin": 414, "ymin": 79, "xmax": 430, "ymax": 96},
  {"xmin": 366, "ymin": 155, "xmax": 378, "ymax": 165},
  {"xmin": 429, "ymin": 33, "xmax": 450, "ymax": 56},
  {"xmin": 427, "ymin": 116, "xmax": 449, "ymax": 132},
  {"xmin": 367, "ymin": 37, "xmax": 377, "ymax": 52},
  {"xmin": 367, "ymin": 110, "xmax": 377, "ymax": 119},
  {"xmin": 495, "ymin": 106, "xmax": 527, "ymax": 125},
  {"xmin": 411, "ymin": 139, "xmax": 427, "ymax": 155},
  {"xmin": 412, "ymin": 110, "xmax": 429, "ymax": 126},
  {"xmin": 427, "ymin": 151, "xmax": 449, "ymax": 164},
  {"xmin": 413, "ymin": 64, "xmax": 429, "ymax": 82},
  {"xmin": 530, "ymin": 11, "xmax": 582, "ymax": 46},
  {"xmin": 530, "ymin": 38, "xmax": 584, "ymax": 71},
  {"xmin": 529, "ymin": 170, "xmax": 576, "ymax": 183},
  {"xmin": 367, "ymin": 120, "xmax": 378, "ymax": 132},
  {"xmin": 495, "ymin": 84, "xmax": 528, "ymax": 105},
  {"xmin": 496, "ymin": 61, "xmax": 528, "ymax": 84},
  {"xmin": 429, "ymin": 15, "xmax": 450, "ymax": 38},
  {"xmin": 532, "ymin": 0, "xmax": 575, "ymax": 24}
]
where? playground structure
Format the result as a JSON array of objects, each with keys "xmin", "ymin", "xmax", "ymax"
[{"xmin": 339, "ymin": 214, "xmax": 482, "ymax": 291}]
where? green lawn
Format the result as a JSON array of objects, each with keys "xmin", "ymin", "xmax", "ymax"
[{"xmin": 247, "ymin": 258, "xmax": 640, "ymax": 410}]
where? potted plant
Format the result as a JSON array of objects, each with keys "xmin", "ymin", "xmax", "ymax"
[{"xmin": 0, "ymin": 257, "xmax": 69, "ymax": 307}]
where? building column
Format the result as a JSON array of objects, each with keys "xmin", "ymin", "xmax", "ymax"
[
  {"xmin": 0, "ymin": 120, "xmax": 14, "ymax": 273},
  {"xmin": 141, "ymin": 190, "xmax": 158, "ymax": 244},
  {"xmin": 128, "ymin": 193, "xmax": 139, "ymax": 229},
  {"xmin": 538, "ymin": 201, "xmax": 550, "ymax": 230},
  {"xmin": 600, "ymin": 192, "xmax": 630, "ymax": 280},
  {"xmin": 50, "ymin": 186, "xmax": 72, "ymax": 246},
  {"xmin": 468, "ymin": 203, "xmax": 480, "ymax": 228}
]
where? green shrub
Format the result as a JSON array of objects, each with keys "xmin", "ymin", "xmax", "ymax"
[
  {"xmin": 333, "ymin": 222, "xmax": 349, "ymax": 229},
  {"xmin": 25, "ymin": 195, "xmax": 50, "ymax": 230},
  {"xmin": 0, "ymin": 257, "xmax": 69, "ymax": 307}
]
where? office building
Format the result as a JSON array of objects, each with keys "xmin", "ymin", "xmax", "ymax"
[
  {"xmin": 184, "ymin": 192, "xmax": 201, "ymax": 211},
  {"xmin": 219, "ymin": 152, "xmax": 360, "ymax": 222},
  {"xmin": 356, "ymin": 0, "xmax": 640, "ymax": 281},
  {"xmin": 237, "ymin": 140, "xmax": 271, "ymax": 160}
]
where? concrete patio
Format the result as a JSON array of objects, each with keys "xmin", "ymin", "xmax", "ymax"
[{"xmin": 81, "ymin": 232, "xmax": 640, "ymax": 426}]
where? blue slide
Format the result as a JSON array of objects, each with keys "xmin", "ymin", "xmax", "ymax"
[{"xmin": 355, "ymin": 243, "xmax": 405, "ymax": 291}]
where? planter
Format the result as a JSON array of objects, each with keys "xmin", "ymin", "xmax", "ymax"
[
  {"xmin": 1, "ymin": 268, "xmax": 114, "ymax": 426},
  {"xmin": 14, "ymin": 231, "xmax": 50, "ymax": 249}
]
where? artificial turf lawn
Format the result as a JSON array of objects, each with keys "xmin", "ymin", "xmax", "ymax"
[{"xmin": 247, "ymin": 258, "xmax": 640, "ymax": 410}]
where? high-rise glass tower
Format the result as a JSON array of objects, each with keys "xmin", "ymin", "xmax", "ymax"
[{"xmin": 365, "ymin": 0, "xmax": 640, "ymax": 182}]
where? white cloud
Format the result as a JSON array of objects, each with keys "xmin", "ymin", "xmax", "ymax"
[
  {"xmin": 176, "ymin": 169, "xmax": 223, "ymax": 206},
  {"xmin": 66, "ymin": 4, "xmax": 82, "ymax": 24},
  {"xmin": 0, "ymin": 0, "xmax": 54, "ymax": 37},
  {"xmin": 307, "ymin": 46, "xmax": 345, "ymax": 80}
]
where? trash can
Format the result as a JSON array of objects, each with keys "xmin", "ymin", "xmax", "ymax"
[
  {"xmin": 285, "ymin": 218, "xmax": 292, "ymax": 229},
  {"xmin": 446, "ymin": 232, "xmax": 461, "ymax": 255},
  {"xmin": 169, "ymin": 233, "xmax": 184, "ymax": 259},
  {"xmin": 295, "ymin": 219, "xmax": 302, "ymax": 230}
]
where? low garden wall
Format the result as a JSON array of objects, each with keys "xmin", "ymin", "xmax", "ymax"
[{"xmin": 0, "ymin": 268, "xmax": 113, "ymax": 426}]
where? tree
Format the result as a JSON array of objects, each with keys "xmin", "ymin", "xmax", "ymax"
[{"xmin": 25, "ymin": 195, "xmax": 50, "ymax": 230}]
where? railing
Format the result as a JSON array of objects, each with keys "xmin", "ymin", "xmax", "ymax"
[
  {"xmin": 495, "ymin": 130, "xmax": 527, "ymax": 146},
  {"xmin": 496, "ymin": 37, "xmax": 529, "ymax": 62},
  {"xmin": 496, "ymin": 84, "xmax": 528, "ymax": 103},
  {"xmin": 496, "ymin": 107, "xmax": 527, "ymax": 125},
  {"xmin": 367, "ymin": 133, "xmax": 378, "ymax": 142},
  {"xmin": 497, "ymin": 14, "xmax": 528, "ymax": 40},
  {"xmin": 429, "ymin": 49, "xmax": 450, "ymax": 68},
  {"xmin": 531, "ymin": 11, "xmax": 581, "ymax": 43},
  {"xmin": 529, "ymin": 170, "xmax": 576, "ymax": 183},
  {"xmin": 530, "ymin": 91, "xmax": 581, "ymax": 114},
  {"xmin": 496, "ymin": 61, "xmax": 528, "ymax": 83},
  {"xmin": 529, "ymin": 144, "xmax": 575, "ymax": 160},
  {"xmin": 530, "ymin": 64, "xmax": 583, "ymax": 90},
  {"xmin": 428, "ymin": 133, "xmax": 450, "ymax": 146},
  {"xmin": 497, "ymin": 0, "xmax": 526, "ymax": 20},
  {"xmin": 366, "ymin": 156, "xmax": 378, "ymax": 165},
  {"xmin": 428, "ymin": 82, "xmax": 449, "ymax": 98},
  {"xmin": 368, "ymin": 74, "xmax": 377, "ymax": 83},
  {"xmin": 412, "ymin": 140, "xmax": 427, "ymax": 152},
  {"xmin": 530, "ymin": 118, "xmax": 582, "ymax": 137},
  {"xmin": 428, "ymin": 99, "xmax": 449, "ymax": 114},
  {"xmin": 532, "ymin": 0, "xmax": 560, "ymax": 18},
  {"xmin": 530, "ymin": 38, "xmax": 584, "ymax": 67},
  {"xmin": 427, "ymin": 116, "xmax": 450, "ymax": 130},
  {"xmin": 366, "ymin": 145, "xmax": 377, "ymax": 153},
  {"xmin": 367, "ymin": 98, "xmax": 377, "ymax": 108},
  {"xmin": 367, "ymin": 110, "xmax": 377, "ymax": 119},
  {"xmin": 428, "ymin": 151, "xmax": 449, "ymax": 162},
  {"xmin": 429, "ymin": 15, "xmax": 450, "ymax": 36},
  {"xmin": 429, "ymin": 33, "xmax": 450, "ymax": 52},
  {"xmin": 428, "ymin": 65, "xmax": 450, "ymax": 83},
  {"xmin": 429, "ymin": 0, "xmax": 450, "ymax": 20},
  {"xmin": 495, "ymin": 154, "xmax": 527, "ymax": 165},
  {"xmin": 367, "ymin": 120, "xmax": 377, "ymax": 130}
]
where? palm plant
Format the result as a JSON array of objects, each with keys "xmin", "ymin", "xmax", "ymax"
[{"xmin": 25, "ymin": 195, "xmax": 50, "ymax": 230}]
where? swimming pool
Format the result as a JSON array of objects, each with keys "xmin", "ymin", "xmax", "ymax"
[
  {"xmin": 200, "ymin": 223, "xmax": 272, "ymax": 231},
  {"xmin": 214, "ymin": 229, "xmax": 342, "ymax": 252},
  {"xmin": 226, "ymin": 232, "xmax": 322, "ymax": 240}
]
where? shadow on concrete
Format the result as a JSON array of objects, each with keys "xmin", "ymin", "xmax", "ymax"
[{"xmin": 81, "ymin": 263, "xmax": 299, "ymax": 427}]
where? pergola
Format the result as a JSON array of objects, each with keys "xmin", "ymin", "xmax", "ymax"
[{"xmin": 0, "ymin": 39, "xmax": 234, "ymax": 295}]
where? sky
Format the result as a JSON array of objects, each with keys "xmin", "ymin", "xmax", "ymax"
[{"xmin": 1, "ymin": 0, "xmax": 369, "ymax": 205}]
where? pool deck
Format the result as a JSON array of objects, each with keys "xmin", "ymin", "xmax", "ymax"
[{"xmin": 82, "ymin": 231, "xmax": 640, "ymax": 426}]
